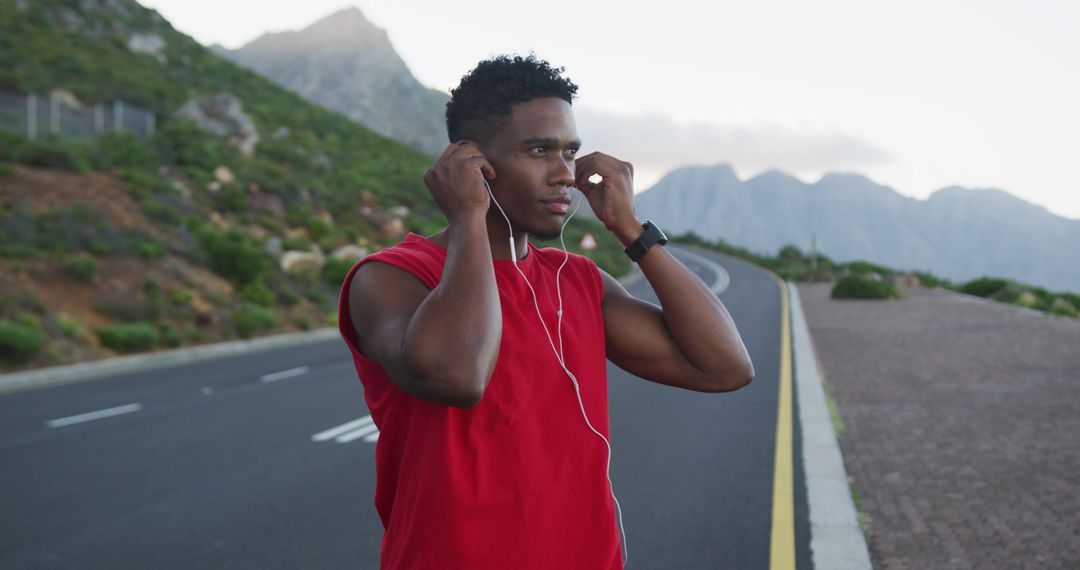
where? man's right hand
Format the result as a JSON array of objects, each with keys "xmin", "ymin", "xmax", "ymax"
[{"xmin": 423, "ymin": 141, "xmax": 496, "ymax": 222}]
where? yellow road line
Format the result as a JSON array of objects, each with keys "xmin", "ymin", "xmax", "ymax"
[{"xmin": 769, "ymin": 279, "xmax": 795, "ymax": 570}]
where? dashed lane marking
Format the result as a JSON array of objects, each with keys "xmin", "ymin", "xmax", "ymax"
[
  {"xmin": 46, "ymin": 403, "xmax": 143, "ymax": 428},
  {"xmin": 312, "ymin": 415, "xmax": 380, "ymax": 444},
  {"xmin": 259, "ymin": 366, "xmax": 309, "ymax": 383}
]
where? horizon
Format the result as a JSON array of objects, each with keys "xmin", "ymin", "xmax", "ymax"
[{"xmin": 139, "ymin": 0, "xmax": 1080, "ymax": 221}]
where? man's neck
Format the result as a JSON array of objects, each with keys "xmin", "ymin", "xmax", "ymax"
[{"xmin": 426, "ymin": 221, "xmax": 529, "ymax": 261}]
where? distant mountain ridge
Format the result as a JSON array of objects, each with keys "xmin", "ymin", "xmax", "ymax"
[
  {"xmin": 635, "ymin": 165, "xmax": 1080, "ymax": 292},
  {"xmin": 214, "ymin": 7, "xmax": 449, "ymax": 156}
]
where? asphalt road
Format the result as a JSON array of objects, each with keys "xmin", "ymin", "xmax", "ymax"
[{"xmin": 0, "ymin": 245, "xmax": 810, "ymax": 569}]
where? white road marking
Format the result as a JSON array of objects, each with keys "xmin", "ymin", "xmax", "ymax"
[
  {"xmin": 312, "ymin": 415, "xmax": 380, "ymax": 443},
  {"xmin": 259, "ymin": 366, "xmax": 309, "ymax": 383},
  {"xmin": 363, "ymin": 432, "xmax": 379, "ymax": 443},
  {"xmin": 46, "ymin": 403, "xmax": 142, "ymax": 428},
  {"xmin": 336, "ymin": 423, "xmax": 380, "ymax": 443},
  {"xmin": 671, "ymin": 247, "xmax": 731, "ymax": 295}
]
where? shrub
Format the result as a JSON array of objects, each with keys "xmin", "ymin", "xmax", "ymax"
[
  {"xmin": 233, "ymin": 304, "xmax": 277, "ymax": 338},
  {"xmin": 96, "ymin": 322, "xmax": 160, "ymax": 353},
  {"xmin": 241, "ymin": 280, "xmax": 275, "ymax": 307},
  {"xmin": 15, "ymin": 139, "xmax": 92, "ymax": 173},
  {"xmin": 960, "ymin": 277, "xmax": 1010, "ymax": 298},
  {"xmin": 167, "ymin": 288, "xmax": 194, "ymax": 306},
  {"xmin": 831, "ymin": 275, "xmax": 900, "ymax": 300},
  {"xmin": 55, "ymin": 314, "xmax": 82, "ymax": 338},
  {"xmin": 321, "ymin": 257, "xmax": 355, "ymax": 286},
  {"xmin": 845, "ymin": 260, "xmax": 895, "ymax": 278},
  {"xmin": 913, "ymin": 271, "xmax": 951, "ymax": 288},
  {"xmin": 0, "ymin": 319, "xmax": 45, "ymax": 365},
  {"xmin": 1050, "ymin": 297, "xmax": 1078, "ymax": 318},
  {"xmin": 0, "ymin": 162, "xmax": 13, "ymax": 176},
  {"xmin": 63, "ymin": 256, "xmax": 98, "ymax": 282},
  {"xmin": 93, "ymin": 132, "xmax": 157, "ymax": 169},
  {"xmin": 277, "ymin": 288, "xmax": 300, "ymax": 306},
  {"xmin": 159, "ymin": 323, "xmax": 183, "ymax": 348},
  {"xmin": 292, "ymin": 316, "xmax": 312, "ymax": 330},
  {"xmin": 306, "ymin": 217, "xmax": 335, "ymax": 241},
  {"xmin": 196, "ymin": 227, "xmax": 268, "ymax": 286},
  {"xmin": 136, "ymin": 240, "xmax": 166, "ymax": 260}
]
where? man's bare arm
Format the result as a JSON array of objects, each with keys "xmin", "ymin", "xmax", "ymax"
[
  {"xmin": 348, "ymin": 142, "xmax": 502, "ymax": 408},
  {"xmin": 599, "ymin": 248, "xmax": 754, "ymax": 392}
]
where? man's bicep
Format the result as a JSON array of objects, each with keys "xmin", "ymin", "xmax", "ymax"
[
  {"xmin": 599, "ymin": 271, "xmax": 701, "ymax": 386},
  {"xmin": 348, "ymin": 262, "xmax": 430, "ymax": 377}
]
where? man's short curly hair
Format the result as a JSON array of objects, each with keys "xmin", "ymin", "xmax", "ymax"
[{"xmin": 445, "ymin": 54, "xmax": 579, "ymax": 144}]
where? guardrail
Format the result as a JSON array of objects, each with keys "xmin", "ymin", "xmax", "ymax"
[{"xmin": 0, "ymin": 89, "xmax": 155, "ymax": 141}]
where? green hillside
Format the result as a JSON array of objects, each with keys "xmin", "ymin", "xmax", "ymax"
[{"xmin": 0, "ymin": 0, "xmax": 629, "ymax": 370}]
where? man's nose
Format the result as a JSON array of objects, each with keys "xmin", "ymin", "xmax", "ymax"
[{"xmin": 551, "ymin": 156, "xmax": 575, "ymax": 187}]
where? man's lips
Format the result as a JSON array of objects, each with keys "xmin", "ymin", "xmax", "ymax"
[{"xmin": 541, "ymin": 195, "xmax": 572, "ymax": 214}]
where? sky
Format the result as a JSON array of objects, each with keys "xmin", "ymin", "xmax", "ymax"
[{"xmin": 138, "ymin": 0, "xmax": 1080, "ymax": 220}]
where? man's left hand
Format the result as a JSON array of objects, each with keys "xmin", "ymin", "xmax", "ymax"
[{"xmin": 574, "ymin": 152, "xmax": 643, "ymax": 245}]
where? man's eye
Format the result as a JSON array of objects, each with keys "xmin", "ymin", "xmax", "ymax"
[
  {"xmin": 566, "ymin": 148, "xmax": 579, "ymax": 157},
  {"xmin": 530, "ymin": 147, "xmax": 547, "ymax": 155}
]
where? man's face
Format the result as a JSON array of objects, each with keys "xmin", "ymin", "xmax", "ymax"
[{"xmin": 480, "ymin": 97, "xmax": 581, "ymax": 241}]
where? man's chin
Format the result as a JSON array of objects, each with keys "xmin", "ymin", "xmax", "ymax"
[{"xmin": 531, "ymin": 228, "xmax": 563, "ymax": 242}]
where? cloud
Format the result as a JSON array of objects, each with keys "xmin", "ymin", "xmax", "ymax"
[{"xmin": 574, "ymin": 107, "xmax": 891, "ymax": 179}]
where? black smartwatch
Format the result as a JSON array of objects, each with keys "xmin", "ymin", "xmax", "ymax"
[{"xmin": 624, "ymin": 220, "xmax": 668, "ymax": 262}]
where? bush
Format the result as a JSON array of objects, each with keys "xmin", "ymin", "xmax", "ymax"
[
  {"xmin": 159, "ymin": 323, "xmax": 183, "ymax": 348},
  {"xmin": 233, "ymin": 304, "xmax": 277, "ymax": 338},
  {"xmin": 912, "ymin": 271, "xmax": 951, "ymax": 288},
  {"xmin": 0, "ymin": 162, "xmax": 14, "ymax": 176},
  {"xmin": 1049, "ymin": 297, "xmax": 1078, "ymax": 318},
  {"xmin": 196, "ymin": 227, "xmax": 268, "ymax": 286},
  {"xmin": 63, "ymin": 256, "xmax": 98, "ymax": 282},
  {"xmin": 136, "ymin": 240, "xmax": 166, "ymax": 260},
  {"xmin": 15, "ymin": 139, "xmax": 92, "ymax": 173},
  {"xmin": 167, "ymin": 288, "xmax": 194, "ymax": 306},
  {"xmin": 321, "ymin": 257, "xmax": 355, "ymax": 286},
  {"xmin": 845, "ymin": 260, "xmax": 895, "ymax": 278},
  {"xmin": 960, "ymin": 277, "xmax": 1010, "ymax": 298},
  {"xmin": 831, "ymin": 275, "xmax": 900, "ymax": 300},
  {"xmin": 0, "ymin": 319, "xmax": 45, "ymax": 365},
  {"xmin": 96, "ymin": 322, "xmax": 160, "ymax": 353},
  {"xmin": 55, "ymin": 314, "xmax": 82, "ymax": 338},
  {"xmin": 93, "ymin": 132, "xmax": 158, "ymax": 169},
  {"xmin": 241, "ymin": 280, "xmax": 275, "ymax": 307}
]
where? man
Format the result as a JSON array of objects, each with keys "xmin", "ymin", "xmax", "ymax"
[{"xmin": 338, "ymin": 54, "xmax": 754, "ymax": 569}]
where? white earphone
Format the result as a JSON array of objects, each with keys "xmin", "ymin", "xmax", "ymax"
[{"xmin": 483, "ymin": 178, "xmax": 629, "ymax": 565}]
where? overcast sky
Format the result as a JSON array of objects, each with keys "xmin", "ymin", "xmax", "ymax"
[{"xmin": 139, "ymin": 0, "xmax": 1080, "ymax": 220}]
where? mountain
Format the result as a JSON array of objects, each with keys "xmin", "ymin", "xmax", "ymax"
[
  {"xmin": 215, "ymin": 8, "xmax": 449, "ymax": 157},
  {"xmin": 634, "ymin": 165, "xmax": 1080, "ymax": 292}
]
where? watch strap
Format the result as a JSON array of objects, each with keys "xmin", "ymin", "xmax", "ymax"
[{"xmin": 624, "ymin": 220, "xmax": 668, "ymax": 262}]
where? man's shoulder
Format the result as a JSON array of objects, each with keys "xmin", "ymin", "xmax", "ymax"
[{"xmin": 351, "ymin": 234, "xmax": 444, "ymax": 292}]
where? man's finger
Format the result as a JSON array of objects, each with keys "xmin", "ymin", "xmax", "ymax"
[{"xmin": 433, "ymin": 141, "xmax": 467, "ymax": 169}]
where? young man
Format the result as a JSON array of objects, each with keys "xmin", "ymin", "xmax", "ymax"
[{"xmin": 338, "ymin": 54, "xmax": 754, "ymax": 569}]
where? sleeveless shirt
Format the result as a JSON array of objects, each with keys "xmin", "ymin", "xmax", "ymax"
[{"xmin": 337, "ymin": 232, "xmax": 623, "ymax": 569}]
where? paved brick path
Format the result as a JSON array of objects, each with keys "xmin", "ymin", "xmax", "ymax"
[{"xmin": 797, "ymin": 283, "xmax": 1080, "ymax": 570}]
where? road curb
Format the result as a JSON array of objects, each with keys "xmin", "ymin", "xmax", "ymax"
[
  {"xmin": 0, "ymin": 328, "xmax": 341, "ymax": 396},
  {"xmin": 789, "ymin": 284, "xmax": 874, "ymax": 569}
]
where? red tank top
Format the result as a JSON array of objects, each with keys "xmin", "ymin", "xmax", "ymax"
[{"xmin": 337, "ymin": 233, "xmax": 623, "ymax": 569}]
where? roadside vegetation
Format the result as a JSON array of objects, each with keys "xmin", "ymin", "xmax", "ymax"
[{"xmin": 673, "ymin": 232, "xmax": 1080, "ymax": 316}]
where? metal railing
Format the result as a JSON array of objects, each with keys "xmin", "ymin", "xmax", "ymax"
[{"xmin": 0, "ymin": 90, "xmax": 155, "ymax": 141}]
